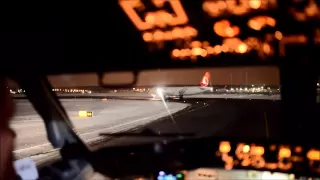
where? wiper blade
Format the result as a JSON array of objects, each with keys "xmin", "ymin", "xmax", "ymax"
[
  {"xmin": 100, "ymin": 128, "xmax": 195, "ymax": 137},
  {"xmin": 99, "ymin": 132, "xmax": 194, "ymax": 137}
]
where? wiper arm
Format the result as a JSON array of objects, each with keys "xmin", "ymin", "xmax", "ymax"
[
  {"xmin": 99, "ymin": 132, "xmax": 195, "ymax": 137},
  {"xmin": 13, "ymin": 75, "xmax": 91, "ymax": 179},
  {"xmin": 99, "ymin": 128, "xmax": 195, "ymax": 137}
]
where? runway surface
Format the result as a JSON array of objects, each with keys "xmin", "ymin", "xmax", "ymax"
[
  {"xmin": 11, "ymin": 95, "xmax": 286, "ymax": 167},
  {"xmin": 83, "ymin": 98, "xmax": 284, "ymax": 180},
  {"xmin": 97, "ymin": 98, "xmax": 282, "ymax": 148},
  {"xmin": 11, "ymin": 99, "xmax": 189, "ymax": 159}
]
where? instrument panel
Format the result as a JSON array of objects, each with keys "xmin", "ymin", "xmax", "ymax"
[
  {"xmin": 217, "ymin": 141, "xmax": 320, "ymax": 175},
  {"xmin": 161, "ymin": 139, "xmax": 320, "ymax": 178}
]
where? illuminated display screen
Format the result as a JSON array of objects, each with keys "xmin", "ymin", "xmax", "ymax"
[
  {"xmin": 119, "ymin": 0, "xmax": 320, "ymax": 63},
  {"xmin": 217, "ymin": 141, "xmax": 320, "ymax": 175},
  {"xmin": 157, "ymin": 171, "xmax": 184, "ymax": 180}
]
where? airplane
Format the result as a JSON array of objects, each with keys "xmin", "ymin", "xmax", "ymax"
[{"xmin": 149, "ymin": 72, "xmax": 213, "ymax": 100}]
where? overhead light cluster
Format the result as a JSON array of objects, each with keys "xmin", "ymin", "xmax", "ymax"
[
  {"xmin": 248, "ymin": 16, "xmax": 276, "ymax": 31},
  {"xmin": 203, "ymin": 0, "xmax": 277, "ymax": 17},
  {"xmin": 214, "ymin": 20, "xmax": 240, "ymax": 38},
  {"xmin": 213, "ymin": 16, "xmax": 276, "ymax": 39},
  {"xmin": 142, "ymin": 26, "xmax": 198, "ymax": 42},
  {"xmin": 171, "ymin": 36, "xmax": 275, "ymax": 60},
  {"xmin": 218, "ymin": 141, "xmax": 320, "ymax": 172},
  {"xmin": 120, "ymin": 0, "xmax": 314, "ymax": 61}
]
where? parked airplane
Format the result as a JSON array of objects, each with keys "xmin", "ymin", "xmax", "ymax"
[{"xmin": 149, "ymin": 72, "xmax": 213, "ymax": 100}]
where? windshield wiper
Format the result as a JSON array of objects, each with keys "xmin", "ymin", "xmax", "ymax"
[{"xmin": 99, "ymin": 128, "xmax": 195, "ymax": 137}]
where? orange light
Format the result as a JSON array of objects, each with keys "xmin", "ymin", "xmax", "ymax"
[
  {"xmin": 223, "ymin": 38, "xmax": 242, "ymax": 51},
  {"xmin": 225, "ymin": 0, "xmax": 248, "ymax": 15},
  {"xmin": 152, "ymin": 0, "xmax": 189, "ymax": 26},
  {"xmin": 248, "ymin": 16, "xmax": 276, "ymax": 31},
  {"xmin": 191, "ymin": 47, "xmax": 203, "ymax": 56},
  {"xmin": 181, "ymin": 49, "xmax": 191, "ymax": 57},
  {"xmin": 163, "ymin": 31, "xmax": 172, "ymax": 40},
  {"xmin": 248, "ymin": 19, "xmax": 261, "ymax": 30},
  {"xmin": 250, "ymin": 146, "xmax": 264, "ymax": 156},
  {"xmin": 191, "ymin": 41, "xmax": 202, "ymax": 48},
  {"xmin": 119, "ymin": 0, "xmax": 189, "ymax": 31},
  {"xmin": 201, "ymin": 49, "xmax": 208, "ymax": 57},
  {"xmin": 142, "ymin": 32, "xmax": 153, "ymax": 42},
  {"xmin": 307, "ymin": 149, "xmax": 320, "ymax": 161},
  {"xmin": 290, "ymin": 0, "xmax": 320, "ymax": 21},
  {"xmin": 184, "ymin": 26, "xmax": 198, "ymax": 37},
  {"xmin": 237, "ymin": 43, "xmax": 248, "ymax": 53},
  {"xmin": 278, "ymin": 147, "xmax": 291, "ymax": 158},
  {"xmin": 214, "ymin": 20, "xmax": 240, "ymax": 38},
  {"xmin": 213, "ymin": 45, "xmax": 222, "ymax": 54},
  {"xmin": 142, "ymin": 26, "xmax": 197, "ymax": 42},
  {"xmin": 262, "ymin": 43, "xmax": 271, "ymax": 54},
  {"xmin": 219, "ymin": 141, "xmax": 231, "ymax": 153},
  {"xmin": 243, "ymin": 145, "xmax": 250, "ymax": 153},
  {"xmin": 275, "ymin": 31, "xmax": 283, "ymax": 40},
  {"xmin": 203, "ymin": 0, "xmax": 277, "ymax": 17},
  {"xmin": 251, "ymin": 156, "xmax": 265, "ymax": 168},
  {"xmin": 172, "ymin": 49, "xmax": 180, "ymax": 57},
  {"xmin": 206, "ymin": 46, "xmax": 215, "ymax": 54},
  {"xmin": 153, "ymin": 30, "xmax": 165, "ymax": 41},
  {"xmin": 172, "ymin": 27, "xmax": 184, "ymax": 39},
  {"xmin": 249, "ymin": 0, "xmax": 261, "ymax": 9},
  {"xmin": 202, "ymin": 41, "xmax": 210, "ymax": 48},
  {"xmin": 172, "ymin": 37, "xmax": 274, "ymax": 61},
  {"xmin": 119, "ymin": 0, "xmax": 152, "ymax": 31},
  {"xmin": 265, "ymin": 163, "xmax": 278, "ymax": 170},
  {"xmin": 221, "ymin": 44, "xmax": 229, "ymax": 53},
  {"xmin": 241, "ymin": 159, "xmax": 250, "ymax": 166},
  {"xmin": 294, "ymin": 146, "xmax": 303, "ymax": 153}
]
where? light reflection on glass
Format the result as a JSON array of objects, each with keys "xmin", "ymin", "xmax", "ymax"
[
  {"xmin": 203, "ymin": 0, "xmax": 277, "ymax": 17},
  {"xmin": 119, "ymin": 0, "xmax": 189, "ymax": 31}
]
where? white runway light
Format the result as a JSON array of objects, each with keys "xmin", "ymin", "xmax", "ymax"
[
  {"xmin": 12, "ymin": 99, "xmax": 190, "ymax": 162},
  {"xmin": 157, "ymin": 88, "xmax": 163, "ymax": 95}
]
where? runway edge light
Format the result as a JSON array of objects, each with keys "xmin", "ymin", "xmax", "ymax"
[
  {"xmin": 78, "ymin": 110, "xmax": 93, "ymax": 117},
  {"xmin": 87, "ymin": 111, "xmax": 93, "ymax": 117}
]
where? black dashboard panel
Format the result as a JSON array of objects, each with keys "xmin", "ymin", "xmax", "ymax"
[{"xmin": 84, "ymin": 136, "xmax": 320, "ymax": 178}]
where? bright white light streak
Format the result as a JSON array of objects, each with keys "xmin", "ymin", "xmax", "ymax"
[{"xmin": 157, "ymin": 88, "xmax": 180, "ymax": 132}]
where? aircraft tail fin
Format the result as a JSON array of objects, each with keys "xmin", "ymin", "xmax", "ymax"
[{"xmin": 200, "ymin": 72, "xmax": 210, "ymax": 87}]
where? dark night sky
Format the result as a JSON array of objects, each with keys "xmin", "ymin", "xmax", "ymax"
[{"xmin": 48, "ymin": 66, "xmax": 279, "ymax": 87}]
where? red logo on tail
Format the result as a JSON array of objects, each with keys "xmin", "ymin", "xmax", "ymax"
[{"xmin": 200, "ymin": 72, "xmax": 210, "ymax": 87}]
